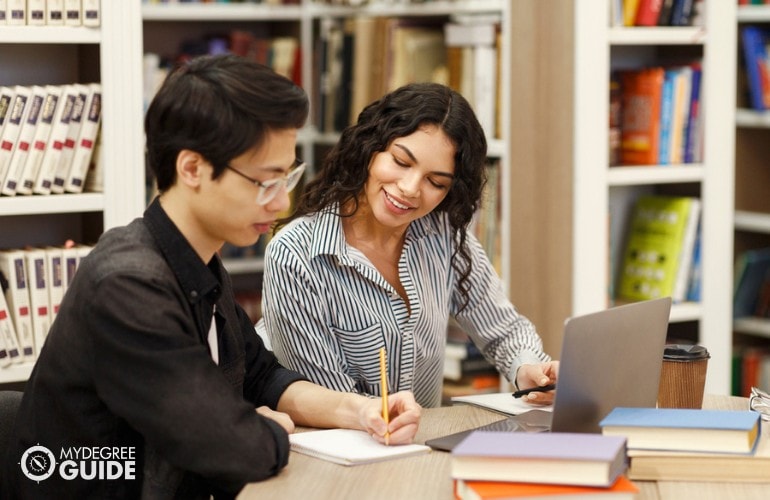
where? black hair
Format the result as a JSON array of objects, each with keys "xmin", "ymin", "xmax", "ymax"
[
  {"xmin": 145, "ymin": 53, "xmax": 309, "ymax": 192},
  {"xmin": 283, "ymin": 82, "xmax": 488, "ymax": 312}
]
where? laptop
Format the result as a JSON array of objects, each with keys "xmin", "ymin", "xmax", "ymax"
[{"xmin": 425, "ymin": 297, "xmax": 672, "ymax": 451}]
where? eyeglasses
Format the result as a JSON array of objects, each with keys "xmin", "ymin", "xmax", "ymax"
[
  {"xmin": 749, "ymin": 386, "xmax": 770, "ymax": 421},
  {"xmin": 224, "ymin": 160, "xmax": 306, "ymax": 206}
]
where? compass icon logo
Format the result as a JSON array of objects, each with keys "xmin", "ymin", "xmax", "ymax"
[{"xmin": 20, "ymin": 445, "xmax": 57, "ymax": 482}]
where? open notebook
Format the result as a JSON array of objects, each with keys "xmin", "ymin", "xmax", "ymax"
[{"xmin": 289, "ymin": 429, "xmax": 431, "ymax": 466}]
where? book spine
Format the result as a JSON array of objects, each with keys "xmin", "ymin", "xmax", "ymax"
[
  {"xmin": 51, "ymin": 84, "xmax": 88, "ymax": 194},
  {"xmin": 81, "ymin": 0, "xmax": 99, "ymax": 27},
  {"xmin": 34, "ymin": 85, "xmax": 76, "ymax": 195},
  {"xmin": 0, "ymin": 86, "xmax": 31, "ymax": 195},
  {"xmin": 658, "ymin": 70, "xmax": 676, "ymax": 165},
  {"xmin": 0, "ymin": 290, "xmax": 22, "ymax": 366},
  {"xmin": 635, "ymin": 0, "xmax": 664, "ymax": 26},
  {"xmin": 25, "ymin": 250, "xmax": 51, "ymax": 357},
  {"xmin": 64, "ymin": 0, "xmax": 81, "ymax": 26},
  {"xmin": 6, "ymin": 0, "xmax": 25, "ymax": 25},
  {"xmin": 6, "ymin": 85, "xmax": 47, "ymax": 196},
  {"xmin": 683, "ymin": 66, "xmax": 702, "ymax": 163},
  {"xmin": 46, "ymin": 0, "xmax": 64, "ymax": 26},
  {"xmin": 0, "ymin": 251, "xmax": 35, "ymax": 361},
  {"xmin": 27, "ymin": 0, "xmax": 45, "ymax": 25},
  {"xmin": 65, "ymin": 83, "xmax": 102, "ymax": 193},
  {"xmin": 44, "ymin": 247, "xmax": 64, "ymax": 323}
]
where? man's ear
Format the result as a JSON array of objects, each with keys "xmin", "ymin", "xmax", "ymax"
[{"xmin": 176, "ymin": 149, "xmax": 207, "ymax": 188}]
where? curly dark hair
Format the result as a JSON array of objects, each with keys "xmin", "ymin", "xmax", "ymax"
[{"xmin": 283, "ymin": 82, "xmax": 488, "ymax": 312}]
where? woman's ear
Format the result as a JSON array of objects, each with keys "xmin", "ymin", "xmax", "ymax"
[{"xmin": 176, "ymin": 149, "xmax": 206, "ymax": 188}]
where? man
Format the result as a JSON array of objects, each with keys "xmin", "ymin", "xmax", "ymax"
[{"xmin": 2, "ymin": 54, "xmax": 421, "ymax": 499}]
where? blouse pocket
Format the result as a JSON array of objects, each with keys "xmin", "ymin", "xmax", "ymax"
[{"xmin": 330, "ymin": 322, "xmax": 385, "ymax": 387}]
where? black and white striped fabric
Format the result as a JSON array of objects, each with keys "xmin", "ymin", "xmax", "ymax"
[{"xmin": 256, "ymin": 207, "xmax": 550, "ymax": 408}]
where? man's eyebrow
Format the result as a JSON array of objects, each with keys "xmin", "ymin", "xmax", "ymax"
[{"xmin": 393, "ymin": 143, "xmax": 454, "ymax": 179}]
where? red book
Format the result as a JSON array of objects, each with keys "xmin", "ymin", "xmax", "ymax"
[
  {"xmin": 635, "ymin": 0, "xmax": 664, "ymax": 26},
  {"xmin": 620, "ymin": 67, "xmax": 665, "ymax": 165},
  {"xmin": 455, "ymin": 476, "xmax": 639, "ymax": 500}
]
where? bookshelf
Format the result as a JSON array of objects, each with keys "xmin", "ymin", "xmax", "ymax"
[
  {"xmin": 141, "ymin": 0, "xmax": 512, "ymax": 393},
  {"xmin": 0, "ymin": 3, "xmax": 146, "ymax": 385},
  {"xmin": 506, "ymin": 1, "xmax": 736, "ymax": 395},
  {"xmin": 734, "ymin": 4, "xmax": 770, "ymax": 394}
]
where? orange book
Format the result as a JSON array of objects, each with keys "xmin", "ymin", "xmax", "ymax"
[
  {"xmin": 620, "ymin": 67, "xmax": 664, "ymax": 165},
  {"xmin": 455, "ymin": 475, "xmax": 639, "ymax": 500}
]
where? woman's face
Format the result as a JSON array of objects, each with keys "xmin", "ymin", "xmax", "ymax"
[{"xmin": 362, "ymin": 124, "xmax": 456, "ymax": 230}]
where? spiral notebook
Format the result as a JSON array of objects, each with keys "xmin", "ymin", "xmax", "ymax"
[{"xmin": 289, "ymin": 429, "xmax": 431, "ymax": 466}]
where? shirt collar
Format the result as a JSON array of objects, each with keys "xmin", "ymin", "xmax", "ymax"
[
  {"xmin": 308, "ymin": 203, "xmax": 442, "ymax": 262},
  {"xmin": 144, "ymin": 197, "xmax": 222, "ymax": 304}
]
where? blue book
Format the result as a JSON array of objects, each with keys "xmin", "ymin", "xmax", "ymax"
[
  {"xmin": 740, "ymin": 26, "xmax": 769, "ymax": 111},
  {"xmin": 451, "ymin": 431, "xmax": 627, "ymax": 487},
  {"xmin": 600, "ymin": 407, "xmax": 761, "ymax": 454},
  {"xmin": 683, "ymin": 65, "xmax": 702, "ymax": 163},
  {"xmin": 658, "ymin": 69, "xmax": 678, "ymax": 165}
]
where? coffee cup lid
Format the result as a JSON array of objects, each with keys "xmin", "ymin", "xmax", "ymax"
[{"xmin": 663, "ymin": 344, "xmax": 710, "ymax": 361}]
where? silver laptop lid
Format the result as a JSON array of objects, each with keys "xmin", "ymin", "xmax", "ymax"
[{"xmin": 550, "ymin": 297, "xmax": 672, "ymax": 433}]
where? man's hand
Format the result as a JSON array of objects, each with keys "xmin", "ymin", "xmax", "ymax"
[{"xmin": 257, "ymin": 406, "xmax": 295, "ymax": 434}]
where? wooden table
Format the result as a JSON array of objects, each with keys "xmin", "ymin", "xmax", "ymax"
[{"xmin": 238, "ymin": 394, "xmax": 769, "ymax": 499}]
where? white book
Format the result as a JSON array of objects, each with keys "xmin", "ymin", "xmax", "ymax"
[
  {"xmin": 44, "ymin": 246, "xmax": 64, "ymax": 323},
  {"xmin": 473, "ymin": 44, "xmax": 497, "ymax": 139},
  {"xmin": 6, "ymin": 0, "xmax": 25, "ymax": 25},
  {"xmin": 46, "ymin": 0, "xmax": 64, "ymax": 25},
  {"xmin": 0, "ymin": 86, "xmax": 15, "ymax": 141},
  {"xmin": 34, "ymin": 84, "xmax": 76, "ymax": 195},
  {"xmin": 24, "ymin": 249, "xmax": 51, "ymax": 357},
  {"xmin": 65, "ymin": 83, "xmax": 101, "ymax": 193},
  {"xmin": 61, "ymin": 245, "xmax": 80, "ymax": 291},
  {"xmin": 28, "ymin": 0, "xmax": 46, "ymax": 25},
  {"xmin": 21, "ymin": 85, "xmax": 61, "ymax": 195},
  {"xmin": 0, "ymin": 86, "xmax": 32, "ymax": 196},
  {"xmin": 5, "ymin": 85, "xmax": 47, "ymax": 196},
  {"xmin": 0, "ymin": 290, "xmax": 21, "ymax": 366},
  {"xmin": 673, "ymin": 198, "xmax": 701, "ymax": 303},
  {"xmin": 63, "ymin": 0, "xmax": 80, "ymax": 26},
  {"xmin": 81, "ymin": 0, "xmax": 98, "ymax": 27},
  {"xmin": 0, "ymin": 250, "xmax": 36, "ymax": 361},
  {"xmin": 51, "ymin": 83, "xmax": 88, "ymax": 194},
  {"xmin": 444, "ymin": 22, "xmax": 497, "ymax": 47},
  {"xmin": 0, "ymin": 0, "xmax": 6, "ymax": 23},
  {"xmin": 83, "ymin": 128, "xmax": 102, "ymax": 193}
]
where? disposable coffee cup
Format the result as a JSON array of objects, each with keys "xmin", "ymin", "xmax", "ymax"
[{"xmin": 657, "ymin": 344, "xmax": 710, "ymax": 409}]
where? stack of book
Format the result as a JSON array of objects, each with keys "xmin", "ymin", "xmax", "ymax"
[
  {"xmin": 0, "ymin": 243, "xmax": 92, "ymax": 368},
  {"xmin": 600, "ymin": 407, "xmax": 768, "ymax": 482},
  {"xmin": 450, "ymin": 431, "xmax": 638, "ymax": 499}
]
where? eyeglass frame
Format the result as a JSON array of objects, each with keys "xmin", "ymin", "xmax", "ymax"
[{"xmin": 223, "ymin": 159, "xmax": 306, "ymax": 206}]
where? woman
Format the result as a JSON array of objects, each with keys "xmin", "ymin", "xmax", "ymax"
[{"xmin": 257, "ymin": 82, "xmax": 557, "ymax": 408}]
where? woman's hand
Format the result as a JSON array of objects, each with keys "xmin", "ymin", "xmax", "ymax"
[
  {"xmin": 515, "ymin": 360, "xmax": 560, "ymax": 405},
  {"xmin": 359, "ymin": 391, "xmax": 422, "ymax": 445}
]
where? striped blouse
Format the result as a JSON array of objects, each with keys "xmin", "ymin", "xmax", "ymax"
[{"xmin": 256, "ymin": 207, "xmax": 550, "ymax": 408}]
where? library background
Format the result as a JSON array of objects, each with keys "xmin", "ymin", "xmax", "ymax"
[{"xmin": 0, "ymin": 0, "xmax": 768, "ymax": 403}]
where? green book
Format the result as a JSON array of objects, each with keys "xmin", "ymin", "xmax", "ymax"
[{"xmin": 617, "ymin": 195, "xmax": 700, "ymax": 302}]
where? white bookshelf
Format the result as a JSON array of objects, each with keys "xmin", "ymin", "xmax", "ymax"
[
  {"xmin": 734, "ymin": 6, "xmax": 770, "ymax": 356},
  {"xmin": 507, "ymin": 1, "xmax": 735, "ymax": 395},
  {"xmin": 0, "ymin": 3, "xmax": 146, "ymax": 385}
]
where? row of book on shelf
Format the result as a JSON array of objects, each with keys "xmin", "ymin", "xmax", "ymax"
[
  {"xmin": 316, "ymin": 13, "xmax": 502, "ymax": 138},
  {"xmin": 740, "ymin": 25, "xmax": 770, "ymax": 111},
  {"xmin": 451, "ymin": 406, "xmax": 765, "ymax": 499},
  {"xmin": 610, "ymin": 62, "xmax": 703, "ymax": 167},
  {"xmin": 0, "ymin": 244, "xmax": 92, "ymax": 368},
  {"xmin": 734, "ymin": 347, "xmax": 770, "ymax": 399},
  {"xmin": 1, "ymin": 0, "xmax": 99, "ymax": 26},
  {"xmin": 610, "ymin": 0, "xmax": 702, "ymax": 28},
  {"xmin": 0, "ymin": 83, "xmax": 102, "ymax": 197}
]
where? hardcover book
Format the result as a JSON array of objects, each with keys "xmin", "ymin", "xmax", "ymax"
[
  {"xmin": 620, "ymin": 67, "xmax": 664, "ymax": 165},
  {"xmin": 600, "ymin": 407, "xmax": 761, "ymax": 454},
  {"xmin": 451, "ymin": 431, "xmax": 627, "ymax": 487},
  {"xmin": 617, "ymin": 195, "xmax": 701, "ymax": 302},
  {"xmin": 455, "ymin": 475, "xmax": 639, "ymax": 500}
]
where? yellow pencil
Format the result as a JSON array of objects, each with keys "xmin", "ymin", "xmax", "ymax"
[{"xmin": 379, "ymin": 347, "xmax": 390, "ymax": 445}]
